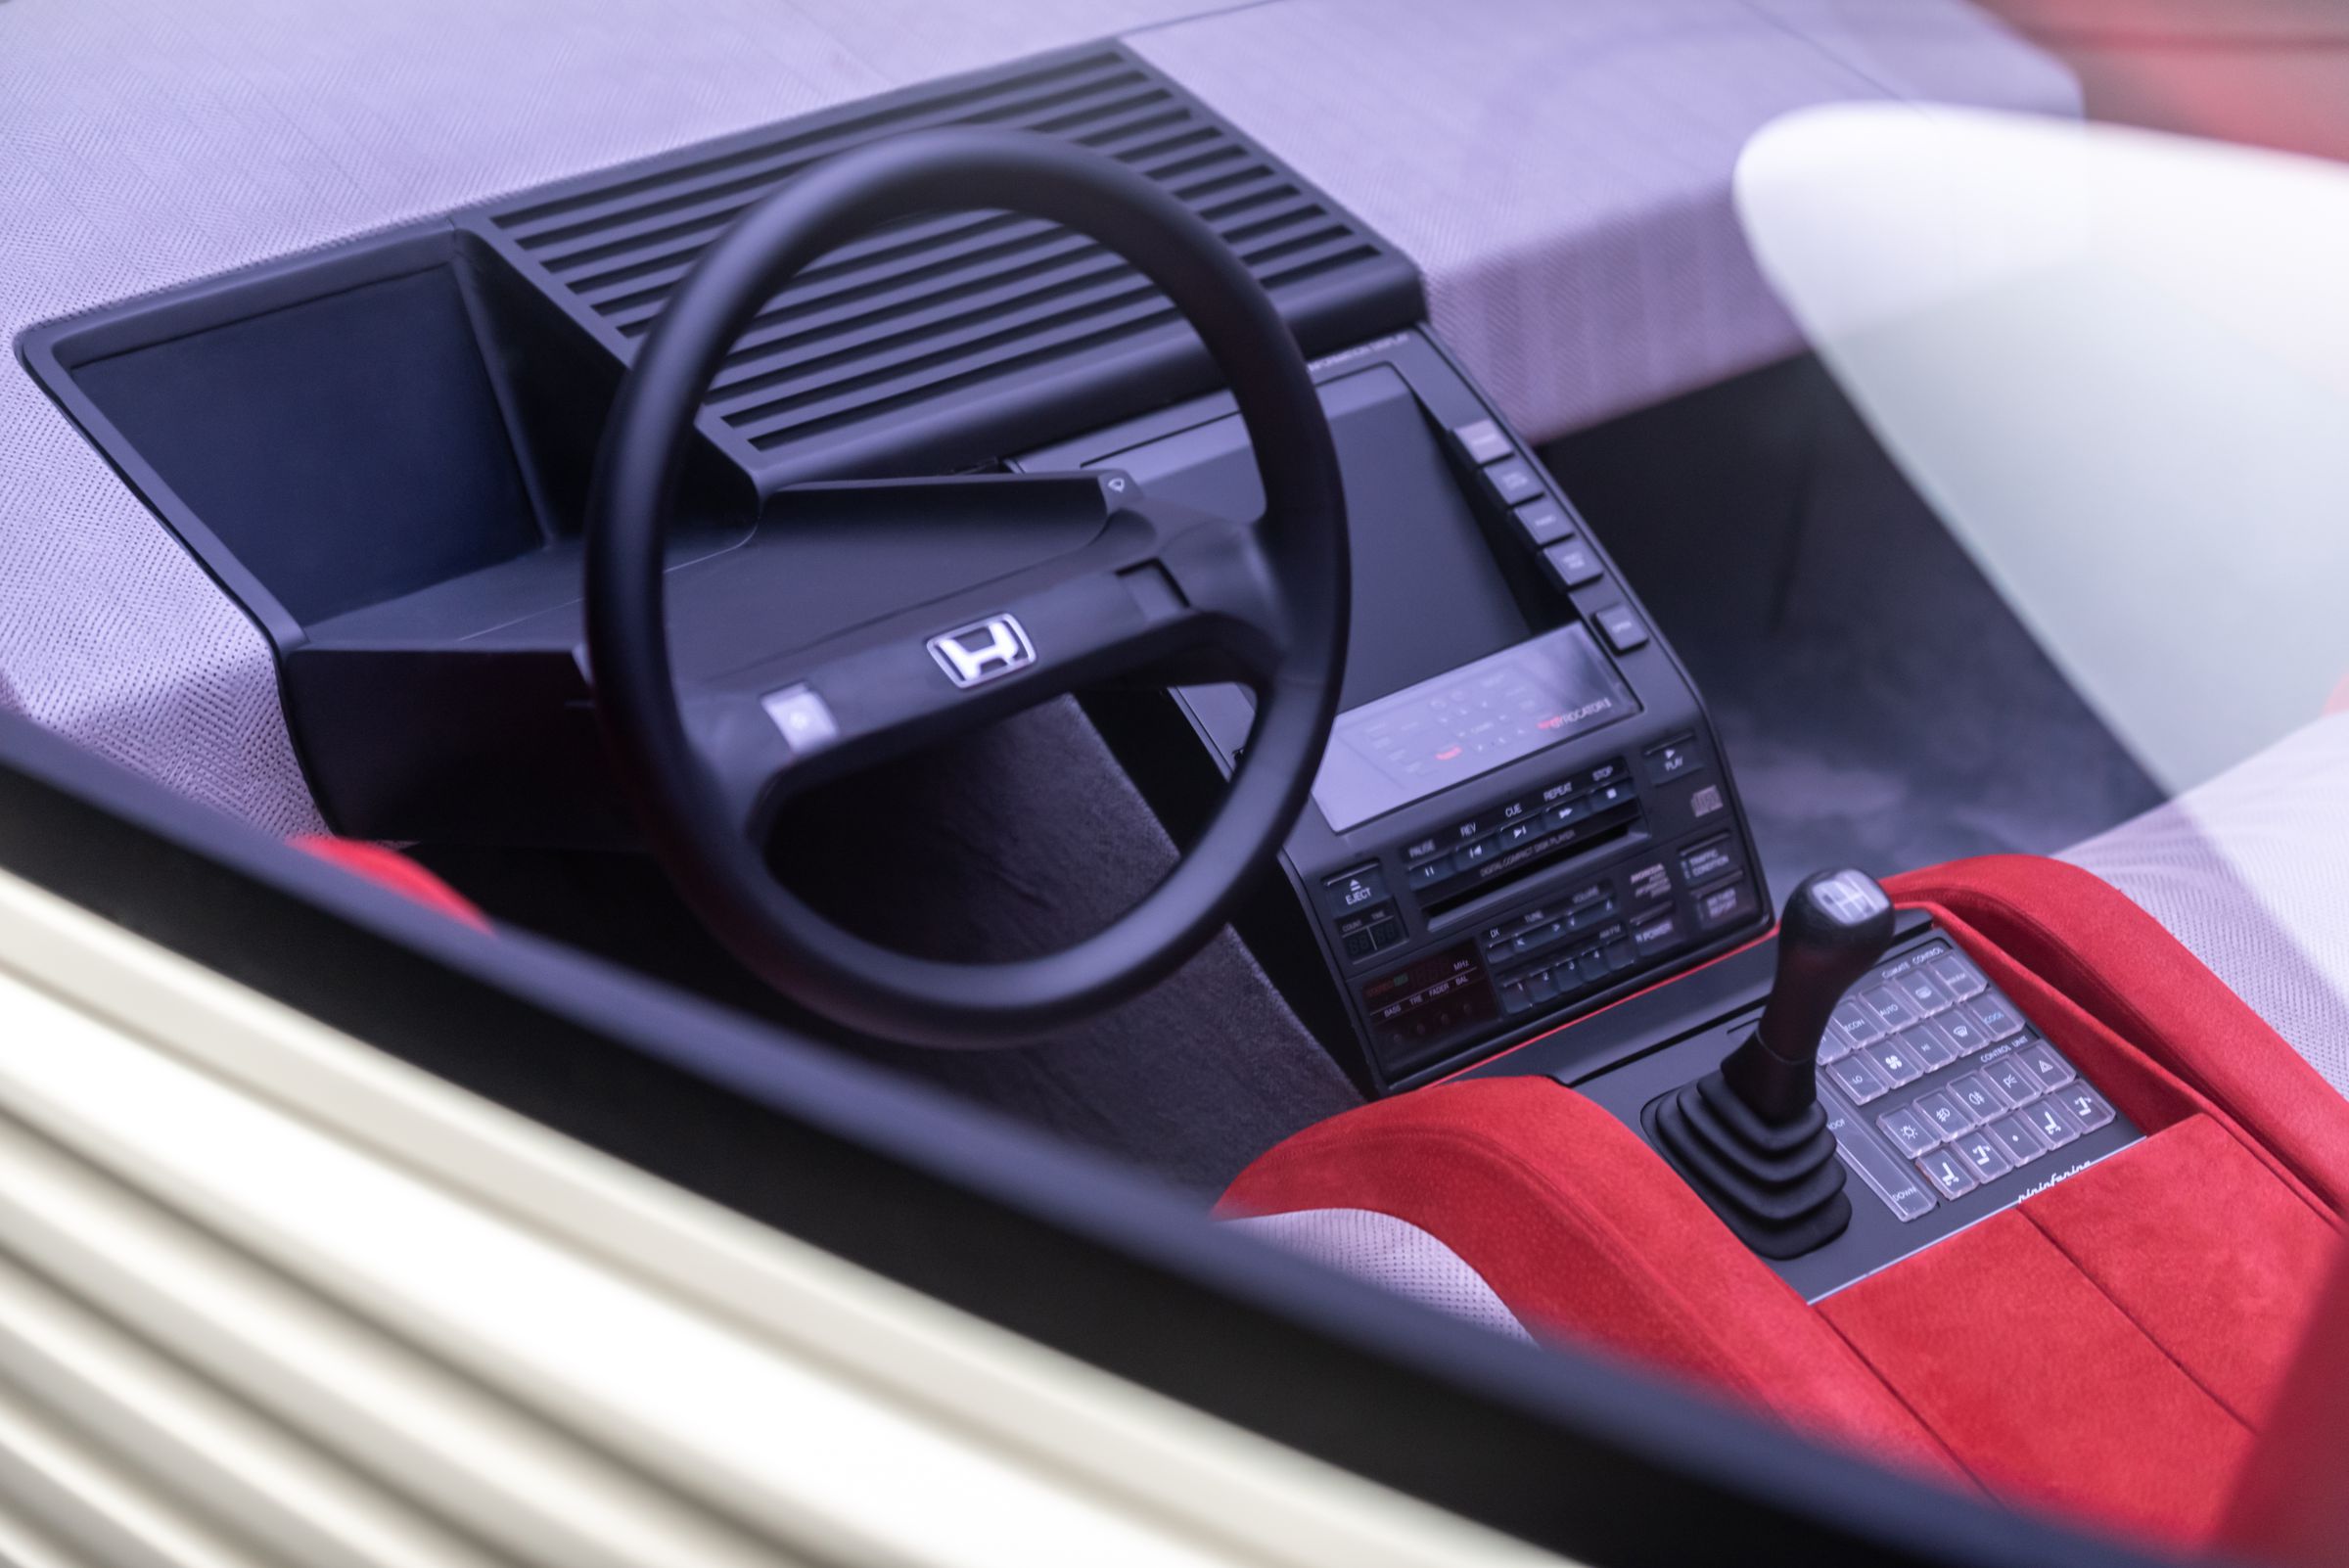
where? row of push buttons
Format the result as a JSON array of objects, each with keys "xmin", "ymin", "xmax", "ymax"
[
  {"xmin": 1451, "ymin": 418, "xmax": 1648, "ymax": 656},
  {"xmin": 1319, "ymin": 864, "xmax": 1406, "ymax": 965},
  {"xmin": 1818, "ymin": 953, "xmax": 2028, "ymax": 1101},
  {"xmin": 1451, "ymin": 418, "xmax": 1564, "ymax": 556},
  {"xmin": 1401, "ymin": 761, "xmax": 1637, "ymax": 900},
  {"xmin": 1483, "ymin": 874, "xmax": 1650, "ymax": 1019},
  {"xmin": 1482, "ymin": 828, "xmax": 1749, "ymax": 1025},
  {"xmin": 1495, "ymin": 922, "xmax": 1647, "ymax": 1018},
  {"xmin": 1877, "ymin": 1043, "xmax": 2116, "ymax": 1201}
]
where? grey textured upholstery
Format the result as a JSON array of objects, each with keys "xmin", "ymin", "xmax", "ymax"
[
  {"xmin": 1134, "ymin": 0, "xmax": 2079, "ymax": 444},
  {"xmin": 3, "ymin": 0, "xmax": 2073, "ymax": 826},
  {"xmin": 1222, "ymin": 1208, "xmax": 1535, "ymax": 1342},
  {"xmin": 2067, "ymin": 715, "xmax": 2349, "ymax": 1099}
]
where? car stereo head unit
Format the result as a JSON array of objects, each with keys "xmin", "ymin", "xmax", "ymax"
[{"xmin": 1023, "ymin": 330, "xmax": 1769, "ymax": 1091}]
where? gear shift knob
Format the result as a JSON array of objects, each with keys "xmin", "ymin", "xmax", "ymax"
[
  {"xmin": 1723, "ymin": 870, "xmax": 1896, "ymax": 1124},
  {"xmin": 1643, "ymin": 868, "xmax": 1895, "ymax": 1258}
]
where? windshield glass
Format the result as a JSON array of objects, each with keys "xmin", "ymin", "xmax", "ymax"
[{"xmin": 1724, "ymin": 0, "xmax": 2349, "ymax": 1051}]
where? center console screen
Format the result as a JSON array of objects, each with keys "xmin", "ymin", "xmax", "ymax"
[
  {"xmin": 1309, "ymin": 623, "xmax": 1638, "ymax": 833},
  {"xmin": 1086, "ymin": 365, "xmax": 1531, "ymax": 708}
]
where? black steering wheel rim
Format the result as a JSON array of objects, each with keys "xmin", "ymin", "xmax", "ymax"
[{"xmin": 585, "ymin": 127, "xmax": 1349, "ymax": 1048}]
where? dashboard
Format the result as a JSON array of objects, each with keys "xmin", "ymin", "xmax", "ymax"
[{"xmin": 11, "ymin": 17, "xmax": 2071, "ymax": 1083}]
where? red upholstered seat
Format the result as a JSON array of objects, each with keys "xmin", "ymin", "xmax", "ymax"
[
  {"xmin": 290, "ymin": 836, "xmax": 490, "ymax": 931},
  {"xmin": 1221, "ymin": 856, "xmax": 2349, "ymax": 1547}
]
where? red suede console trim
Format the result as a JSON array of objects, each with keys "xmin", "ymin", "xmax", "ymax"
[
  {"xmin": 1887, "ymin": 855, "xmax": 2349, "ymax": 1214},
  {"xmin": 2022, "ymin": 1116, "xmax": 2336, "ymax": 1429},
  {"xmin": 1219, "ymin": 1077, "xmax": 1966, "ymax": 1481},
  {"xmin": 291, "ymin": 837, "xmax": 491, "ymax": 931},
  {"xmin": 1819, "ymin": 1198, "xmax": 2256, "ymax": 1545},
  {"xmin": 2219, "ymin": 1246, "xmax": 2349, "ymax": 1566}
]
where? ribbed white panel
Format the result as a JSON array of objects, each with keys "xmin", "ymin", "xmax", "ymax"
[{"xmin": 0, "ymin": 867, "xmax": 1558, "ymax": 1568}]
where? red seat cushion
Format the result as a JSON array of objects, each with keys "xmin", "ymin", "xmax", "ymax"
[{"xmin": 291, "ymin": 836, "xmax": 489, "ymax": 930}]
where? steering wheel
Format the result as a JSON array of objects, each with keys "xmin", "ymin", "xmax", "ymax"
[{"xmin": 584, "ymin": 128, "xmax": 1351, "ymax": 1048}]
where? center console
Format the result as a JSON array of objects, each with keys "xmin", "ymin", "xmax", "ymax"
[
  {"xmin": 1464, "ymin": 873, "xmax": 2144, "ymax": 1301},
  {"xmin": 1022, "ymin": 332, "xmax": 1771, "ymax": 1092}
]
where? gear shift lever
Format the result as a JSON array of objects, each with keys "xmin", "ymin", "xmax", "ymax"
[{"xmin": 1643, "ymin": 869, "xmax": 1895, "ymax": 1258}]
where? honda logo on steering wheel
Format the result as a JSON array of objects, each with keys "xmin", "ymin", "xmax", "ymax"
[{"xmin": 928, "ymin": 615, "xmax": 1035, "ymax": 688}]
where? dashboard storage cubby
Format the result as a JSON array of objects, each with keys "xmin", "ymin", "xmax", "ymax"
[{"xmin": 22, "ymin": 45, "xmax": 1418, "ymax": 846}]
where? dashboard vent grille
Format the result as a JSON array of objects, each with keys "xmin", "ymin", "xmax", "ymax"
[{"xmin": 480, "ymin": 48, "xmax": 1409, "ymax": 465}]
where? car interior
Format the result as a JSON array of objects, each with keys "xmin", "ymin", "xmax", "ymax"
[{"xmin": 10, "ymin": 2, "xmax": 2349, "ymax": 1564}]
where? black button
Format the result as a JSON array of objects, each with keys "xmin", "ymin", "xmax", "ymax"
[
  {"xmin": 1452, "ymin": 418, "xmax": 1513, "ymax": 465},
  {"xmin": 1644, "ymin": 738, "xmax": 1702, "ymax": 784},
  {"xmin": 1630, "ymin": 907, "xmax": 1680, "ymax": 953},
  {"xmin": 1525, "ymin": 967, "xmax": 1559, "ymax": 1003},
  {"xmin": 1543, "ymin": 538, "xmax": 1604, "ymax": 588},
  {"xmin": 1679, "ymin": 835, "xmax": 1738, "ymax": 886},
  {"xmin": 1406, "ymin": 858, "xmax": 1451, "ymax": 894},
  {"xmin": 1455, "ymin": 838, "xmax": 1497, "ymax": 872},
  {"xmin": 1500, "ymin": 817, "xmax": 1541, "ymax": 851},
  {"xmin": 1513, "ymin": 919, "xmax": 1567, "ymax": 957},
  {"xmin": 1693, "ymin": 876, "xmax": 1756, "ymax": 932},
  {"xmin": 1567, "ymin": 897, "xmax": 1617, "ymax": 933},
  {"xmin": 1481, "ymin": 457, "xmax": 1543, "ymax": 508},
  {"xmin": 1320, "ymin": 864, "xmax": 1389, "ymax": 919},
  {"xmin": 1514, "ymin": 497, "xmax": 1574, "ymax": 545},
  {"xmin": 1592, "ymin": 602, "xmax": 1649, "ymax": 653}
]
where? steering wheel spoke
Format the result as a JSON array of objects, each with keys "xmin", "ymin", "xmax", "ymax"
[{"xmin": 692, "ymin": 560, "xmax": 1229, "ymax": 839}]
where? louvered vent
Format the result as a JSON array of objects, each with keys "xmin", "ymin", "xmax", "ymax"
[{"xmin": 480, "ymin": 47, "xmax": 1413, "ymax": 468}]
